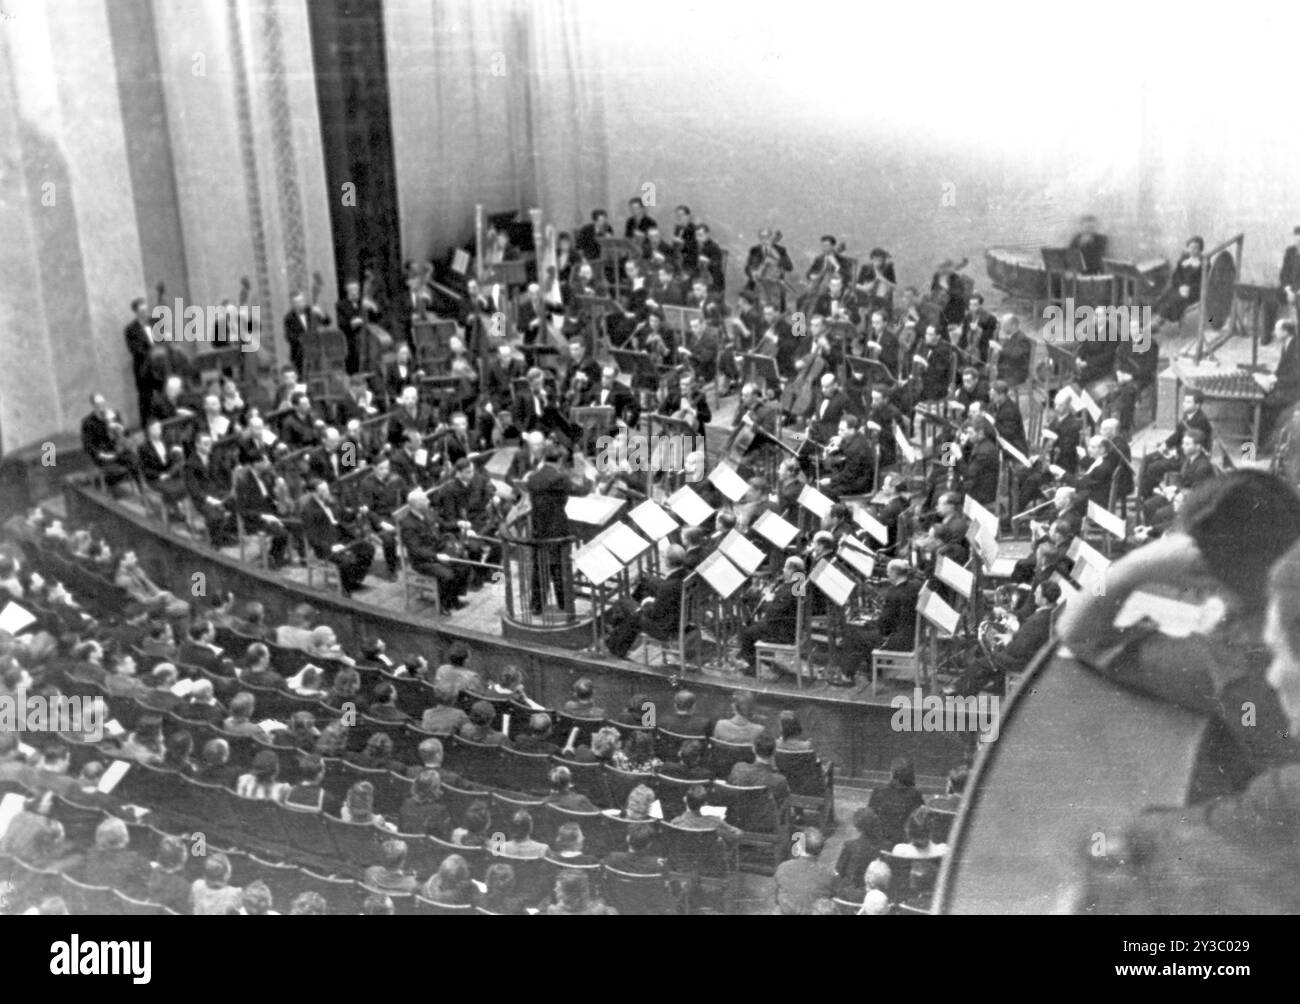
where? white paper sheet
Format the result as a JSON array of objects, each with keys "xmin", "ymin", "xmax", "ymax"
[
  {"xmin": 628, "ymin": 500, "xmax": 679, "ymax": 541},
  {"xmin": 708, "ymin": 462, "xmax": 751, "ymax": 503},
  {"xmin": 717, "ymin": 530, "xmax": 765, "ymax": 575},
  {"xmin": 665, "ymin": 485, "xmax": 715, "ymax": 527},
  {"xmin": 751, "ymin": 509, "xmax": 799, "ymax": 549},
  {"xmin": 936, "ymin": 555, "xmax": 974, "ymax": 599}
]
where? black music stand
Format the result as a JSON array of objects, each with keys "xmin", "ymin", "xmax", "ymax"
[
  {"xmin": 610, "ymin": 348, "xmax": 660, "ymax": 393},
  {"xmin": 740, "ymin": 352, "xmax": 781, "ymax": 391},
  {"xmin": 599, "ymin": 238, "xmax": 643, "ymax": 298},
  {"xmin": 570, "ymin": 405, "xmax": 614, "ymax": 453},
  {"xmin": 846, "ymin": 355, "xmax": 897, "ymax": 387},
  {"xmin": 483, "ymin": 259, "xmax": 528, "ymax": 290},
  {"xmin": 1040, "ymin": 247, "xmax": 1079, "ymax": 309}
]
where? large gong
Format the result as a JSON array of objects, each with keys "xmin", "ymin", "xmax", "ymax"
[{"xmin": 1203, "ymin": 249, "xmax": 1237, "ymax": 329}]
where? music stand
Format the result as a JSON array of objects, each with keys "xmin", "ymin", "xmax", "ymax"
[
  {"xmin": 1040, "ymin": 248, "xmax": 1077, "ymax": 309},
  {"xmin": 740, "ymin": 352, "xmax": 781, "ymax": 391},
  {"xmin": 662, "ymin": 304, "xmax": 702, "ymax": 335},
  {"xmin": 609, "ymin": 348, "xmax": 660, "ymax": 392},
  {"xmin": 569, "ymin": 405, "xmax": 614, "ymax": 453},
  {"xmin": 846, "ymin": 354, "xmax": 897, "ymax": 387},
  {"xmin": 483, "ymin": 259, "xmax": 528, "ymax": 290},
  {"xmin": 598, "ymin": 238, "xmax": 643, "ymax": 299}
]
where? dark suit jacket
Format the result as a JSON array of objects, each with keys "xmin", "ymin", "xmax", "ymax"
[
  {"xmin": 1179, "ymin": 452, "xmax": 1216, "ymax": 492},
  {"xmin": 1166, "ymin": 408, "xmax": 1214, "ymax": 453},
  {"xmin": 960, "ymin": 438, "xmax": 1001, "ymax": 505},
  {"xmin": 868, "ymin": 783, "xmax": 925, "ymax": 847},
  {"xmin": 878, "ymin": 579, "xmax": 921, "ymax": 648},
  {"xmin": 301, "ymin": 496, "xmax": 348, "ymax": 557},
  {"xmin": 810, "ymin": 391, "xmax": 852, "ymax": 444},
  {"xmin": 1001, "ymin": 605, "xmax": 1054, "ymax": 671},
  {"xmin": 184, "ymin": 452, "xmax": 230, "ymax": 505},
  {"xmin": 525, "ymin": 465, "xmax": 581, "ymax": 538},
  {"xmin": 826, "ymin": 433, "xmax": 874, "ymax": 496},
  {"xmin": 641, "ymin": 568, "xmax": 686, "ymax": 638},
  {"xmin": 124, "ymin": 320, "xmax": 153, "ymax": 380},
  {"xmin": 1049, "ymin": 414, "xmax": 1083, "ymax": 474}
]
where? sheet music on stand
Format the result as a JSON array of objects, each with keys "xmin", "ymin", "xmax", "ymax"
[
  {"xmin": 962, "ymin": 495, "xmax": 999, "ymax": 539},
  {"xmin": 708, "ymin": 462, "xmax": 751, "ymax": 503},
  {"xmin": 798, "ymin": 484, "xmax": 834, "ymax": 520},
  {"xmin": 628, "ymin": 499, "xmax": 679, "ymax": 541},
  {"xmin": 602, "ymin": 521, "xmax": 652, "ymax": 564},
  {"xmin": 851, "ymin": 505, "xmax": 889, "ymax": 545},
  {"xmin": 696, "ymin": 551, "xmax": 747, "ymax": 600},
  {"xmin": 565, "ymin": 493, "xmax": 626, "ymax": 526},
  {"xmin": 485, "ymin": 447, "xmax": 518, "ymax": 478},
  {"xmin": 665, "ymin": 485, "xmax": 715, "ymax": 526},
  {"xmin": 752, "ymin": 509, "xmax": 799, "ymax": 549},
  {"xmin": 917, "ymin": 585, "xmax": 961, "ymax": 636},
  {"xmin": 837, "ymin": 543, "xmax": 875, "ymax": 579},
  {"xmin": 573, "ymin": 539, "xmax": 624, "ymax": 585},
  {"xmin": 1086, "ymin": 500, "xmax": 1126, "ymax": 539},
  {"xmin": 717, "ymin": 529, "xmax": 765, "ymax": 575},
  {"xmin": 936, "ymin": 555, "xmax": 974, "ymax": 599},
  {"xmin": 995, "ymin": 434, "xmax": 1032, "ymax": 469},
  {"xmin": 810, "ymin": 559, "xmax": 855, "ymax": 607}
]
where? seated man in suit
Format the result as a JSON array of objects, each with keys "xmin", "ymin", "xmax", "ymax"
[
  {"xmin": 638, "ymin": 545, "xmax": 687, "ymax": 641},
  {"xmin": 279, "ymin": 391, "xmax": 322, "ymax": 451},
  {"xmin": 1139, "ymin": 389, "xmax": 1213, "ymax": 498},
  {"xmin": 735, "ymin": 557, "xmax": 804, "ymax": 673},
  {"xmin": 300, "ymin": 478, "xmax": 375, "ymax": 596},
  {"xmin": 81, "ymin": 394, "xmax": 140, "ymax": 493},
  {"xmin": 727, "ymin": 734, "xmax": 790, "ymax": 833},
  {"xmin": 184, "ymin": 432, "xmax": 237, "ymax": 546},
  {"xmin": 398, "ymin": 488, "xmax": 469, "ymax": 613},
  {"xmin": 136, "ymin": 419, "xmax": 188, "ymax": 516},
  {"xmin": 820, "ymin": 413, "xmax": 875, "ymax": 498},
  {"xmin": 233, "ymin": 452, "xmax": 290, "ymax": 569}
]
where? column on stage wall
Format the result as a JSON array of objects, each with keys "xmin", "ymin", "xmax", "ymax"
[{"xmin": 0, "ymin": 0, "xmax": 146, "ymax": 452}]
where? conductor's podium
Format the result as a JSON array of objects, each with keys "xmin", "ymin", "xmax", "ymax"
[{"xmin": 936, "ymin": 646, "xmax": 1224, "ymax": 915}]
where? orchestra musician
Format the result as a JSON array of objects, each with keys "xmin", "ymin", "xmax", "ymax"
[
  {"xmin": 561, "ymin": 338, "xmax": 602, "ymax": 407},
  {"xmin": 813, "ymin": 274, "xmax": 861, "ymax": 326},
  {"xmin": 301, "ymin": 478, "xmax": 375, "ymax": 596},
  {"xmin": 388, "ymin": 386, "xmax": 434, "ymax": 448},
  {"xmin": 233, "ymin": 452, "xmax": 290, "ymax": 569},
  {"xmin": 916, "ymin": 325, "xmax": 955, "ymax": 402},
  {"xmin": 862, "ymin": 310, "xmax": 900, "ymax": 376},
  {"xmin": 988, "ymin": 380, "xmax": 1028, "ymax": 454},
  {"xmin": 956, "ymin": 422, "xmax": 1000, "ymax": 507},
  {"xmin": 1068, "ymin": 215, "xmax": 1109, "ymax": 275},
  {"xmin": 695, "ymin": 223, "xmax": 726, "ymax": 291},
  {"xmin": 283, "ymin": 291, "xmax": 330, "ymax": 379},
  {"xmin": 185, "ymin": 432, "xmax": 236, "ymax": 547},
  {"xmin": 137, "ymin": 419, "xmax": 187, "ymax": 516},
  {"xmin": 855, "ymin": 247, "xmax": 897, "ymax": 315},
  {"xmin": 81, "ymin": 394, "xmax": 141, "ymax": 494},
  {"xmin": 1154, "ymin": 235, "xmax": 1205, "ymax": 327},
  {"xmin": 806, "ymin": 235, "xmax": 846, "ymax": 284},
  {"xmin": 819, "ymin": 413, "xmax": 875, "ymax": 498},
  {"xmin": 624, "ymin": 196, "xmax": 657, "ymax": 239},
  {"xmin": 833, "ymin": 558, "xmax": 920, "ymax": 686},
  {"xmin": 959, "ymin": 293, "xmax": 998, "ymax": 365},
  {"xmin": 576, "ymin": 209, "xmax": 614, "ymax": 262},
  {"xmin": 735, "ymin": 556, "xmax": 804, "ymax": 674},
  {"xmin": 745, "ymin": 228, "xmax": 794, "ymax": 298},
  {"xmin": 390, "ymin": 429, "xmax": 434, "ymax": 492},
  {"xmin": 1261, "ymin": 319, "xmax": 1300, "ymax": 439},
  {"xmin": 759, "ymin": 303, "xmax": 800, "ymax": 379},
  {"xmin": 335, "ymin": 278, "xmax": 382, "ymax": 376},
  {"xmin": 1138, "ymin": 389, "xmax": 1213, "ymax": 499},
  {"xmin": 124, "ymin": 298, "xmax": 156, "ymax": 430},
  {"xmin": 398, "ymin": 488, "xmax": 468, "ymax": 613},
  {"xmin": 433, "ymin": 457, "xmax": 500, "ymax": 570},
  {"xmin": 672, "ymin": 205, "xmax": 699, "ymax": 268},
  {"xmin": 356, "ymin": 455, "xmax": 405, "ymax": 579},
  {"xmin": 990, "ymin": 313, "xmax": 1033, "ymax": 390}
]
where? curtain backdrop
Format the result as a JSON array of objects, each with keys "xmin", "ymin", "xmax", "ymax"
[{"xmin": 386, "ymin": 0, "xmax": 609, "ymax": 262}]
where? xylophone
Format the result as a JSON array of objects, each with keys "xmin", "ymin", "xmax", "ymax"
[{"xmin": 1179, "ymin": 369, "xmax": 1267, "ymax": 402}]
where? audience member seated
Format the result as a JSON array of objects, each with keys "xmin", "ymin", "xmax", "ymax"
[
  {"xmin": 544, "ymin": 765, "xmax": 598, "ymax": 812},
  {"xmin": 562, "ymin": 676, "xmax": 606, "ymax": 719},
  {"xmin": 496, "ymin": 810, "xmax": 548, "ymax": 860},
  {"xmin": 190, "ymin": 853, "xmax": 243, "ymax": 916},
  {"xmin": 450, "ymin": 799, "xmax": 492, "ymax": 847},
  {"xmin": 421, "ymin": 854, "xmax": 475, "ymax": 905},
  {"xmin": 546, "ymin": 869, "xmax": 617, "ymax": 916},
  {"xmin": 869, "ymin": 757, "xmax": 925, "ymax": 848},
  {"xmin": 774, "ymin": 827, "xmax": 836, "ymax": 915},
  {"xmin": 364, "ymin": 839, "xmax": 420, "ymax": 894},
  {"xmin": 604, "ymin": 822, "xmax": 667, "ymax": 875},
  {"xmin": 398, "ymin": 770, "xmax": 451, "ymax": 837},
  {"xmin": 711, "ymin": 690, "xmax": 767, "ymax": 745},
  {"xmin": 727, "ymin": 734, "xmax": 790, "ymax": 832}
]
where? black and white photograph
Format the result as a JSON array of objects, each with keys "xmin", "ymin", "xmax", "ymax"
[{"xmin": 0, "ymin": 0, "xmax": 1295, "ymax": 961}]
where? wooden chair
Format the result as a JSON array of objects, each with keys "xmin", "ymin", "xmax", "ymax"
[
  {"xmin": 871, "ymin": 615, "xmax": 923, "ymax": 696},
  {"xmin": 394, "ymin": 505, "xmax": 442, "ymax": 612},
  {"xmin": 602, "ymin": 865, "xmax": 681, "ymax": 916}
]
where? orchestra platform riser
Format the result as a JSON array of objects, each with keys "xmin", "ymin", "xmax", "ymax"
[{"xmin": 65, "ymin": 484, "xmax": 965, "ymax": 779}]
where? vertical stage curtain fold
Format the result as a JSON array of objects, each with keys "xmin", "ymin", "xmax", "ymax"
[{"xmin": 388, "ymin": 0, "xmax": 609, "ymax": 263}]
